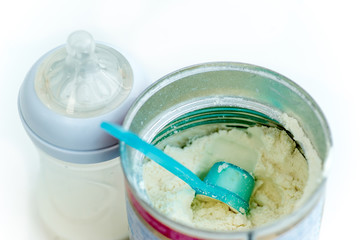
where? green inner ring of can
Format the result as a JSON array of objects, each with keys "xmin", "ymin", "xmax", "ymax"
[
  {"xmin": 152, "ymin": 106, "xmax": 279, "ymax": 144},
  {"xmin": 151, "ymin": 106, "xmax": 304, "ymax": 157}
]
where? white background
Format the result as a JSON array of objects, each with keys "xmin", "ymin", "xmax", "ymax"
[{"xmin": 0, "ymin": 0, "xmax": 359, "ymax": 239}]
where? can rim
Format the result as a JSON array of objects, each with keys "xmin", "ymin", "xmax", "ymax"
[{"xmin": 124, "ymin": 61, "xmax": 332, "ymax": 152}]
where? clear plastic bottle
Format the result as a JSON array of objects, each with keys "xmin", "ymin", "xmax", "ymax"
[{"xmin": 18, "ymin": 31, "xmax": 144, "ymax": 240}]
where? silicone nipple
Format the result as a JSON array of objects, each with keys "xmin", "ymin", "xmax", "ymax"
[
  {"xmin": 66, "ymin": 31, "xmax": 96, "ymax": 61},
  {"xmin": 35, "ymin": 30, "xmax": 133, "ymax": 118}
]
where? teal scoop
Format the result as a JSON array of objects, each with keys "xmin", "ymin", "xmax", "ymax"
[{"xmin": 101, "ymin": 122, "xmax": 255, "ymax": 214}]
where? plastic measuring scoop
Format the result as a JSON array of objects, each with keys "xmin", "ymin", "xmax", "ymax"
[{"xmin": 101, "ymin": 122, "xmax": 255, "ymax": 214}]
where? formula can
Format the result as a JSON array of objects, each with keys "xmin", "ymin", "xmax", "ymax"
[{"xmin": 120, "ymin": 62, "xmax": 332, "ymax": 240}]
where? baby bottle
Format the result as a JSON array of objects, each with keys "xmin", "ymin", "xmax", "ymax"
[{"xmin": 18, "ymin": 30, "xmax": 143, "ymax": 240}]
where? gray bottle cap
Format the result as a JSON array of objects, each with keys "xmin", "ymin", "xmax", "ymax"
[{"xmin": 18, "ymin": 31, "xmax": 140, "ymax": 163}]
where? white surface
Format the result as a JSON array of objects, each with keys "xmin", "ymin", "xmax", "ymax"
[{"xmin": 0, "ymin": 0, "xmax": 358, "ymax": 239}]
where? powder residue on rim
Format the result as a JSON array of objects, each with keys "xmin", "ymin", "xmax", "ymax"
[{"xmin": 217, "ymin": 162, "xmax": 229, "ymax": 173}]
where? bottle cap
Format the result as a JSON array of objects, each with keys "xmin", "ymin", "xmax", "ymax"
[{"xmin": 18, "ymin": 31, "xmax": 142, "ymax": 163}]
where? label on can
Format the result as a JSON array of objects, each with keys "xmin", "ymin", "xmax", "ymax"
[{"xmin": 126, "ymin": 189, "xmax": 203, "ymax": 240}]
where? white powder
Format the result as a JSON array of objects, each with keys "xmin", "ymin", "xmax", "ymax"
[
  {"xmin": 143, "ymin": 116, "xmax": 320, "ymax": 231},
  {"xmin": 217, "ymin": 162, "xmax": 229, "ymax": 173}
]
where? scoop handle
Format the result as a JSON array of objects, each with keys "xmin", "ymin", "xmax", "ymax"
[{"xmin": 101, "ymin": 122, "xmax": 206, "ymax": 192}]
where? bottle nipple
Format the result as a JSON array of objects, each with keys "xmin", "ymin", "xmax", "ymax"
[
  {"xmin": 35, "ymin": 30, "xmax": 133, "ymax": 118},
  {"xmin": 66, "ymin": 30, "xmax": 96, "ymax": 61}
]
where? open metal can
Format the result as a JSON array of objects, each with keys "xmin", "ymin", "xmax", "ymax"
[{"xmin": 120, "ymin": 62, "xmax": 332, "ymax": 240}]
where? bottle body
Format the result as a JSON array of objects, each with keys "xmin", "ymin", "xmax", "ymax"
[
  {"xmin": 17, "ymin": 31, "xmax": 145, "ymax": 239},
  {"xmin": 37, "ymin": 150, "xmax": 128, "ymax": 240}
]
